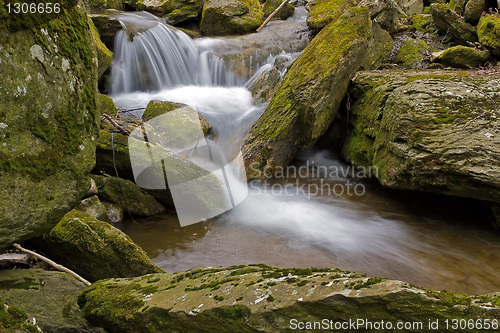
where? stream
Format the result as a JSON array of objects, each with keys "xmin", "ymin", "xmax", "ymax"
[{"xmin": 109, "ymin": 9, "xmax": 500, "ymax": 295}]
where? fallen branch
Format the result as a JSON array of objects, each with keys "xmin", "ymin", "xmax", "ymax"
[
  {"xmin": 102, "ymin": 113, "xmax": 130, "ymax": 136},
  {"xmin": 256, "ymin": 0, "xmax": 291, "ymax": 32},
  {"xmin": 12, "ymin": 244, "xmax": 91, "ymax": 286}
]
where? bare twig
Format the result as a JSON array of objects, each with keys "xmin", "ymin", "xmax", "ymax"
[
  {"xmin": 12, "ymin": 244, "xmax": 91, "ymax": 286},
  {"xmin": 102, "ymin": 113, "xmax": 130, "ymax": 136},
  {"xmin": 256, "ymin": 0, "xmax": 291, "ymax": 32}
]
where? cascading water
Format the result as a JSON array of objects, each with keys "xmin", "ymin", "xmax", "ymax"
[{"xmin": 110, "ymin": 12, "xmax": 240, "ymax": 94}]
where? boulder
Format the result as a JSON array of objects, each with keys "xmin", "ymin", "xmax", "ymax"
[
  {"xmin": 0, "ymin": 297, "xmax": 40, "ymax": 332},
  {"xmin": 35, "ymin": 210, "xmax": 164, "ymax": 282},
  {"xmin": 340, "ymin": 70, "xmax": 500, "ymax": 203},
  {"xmin": 434, "ymin": 45, "xmax": 490, "ymax": 67},
  {"xmin": 242, "ymin": 7, "xmax": 393, "ymax": 179},
  {"xmin": 100, "ymin": 93, "xmax": 118, "ymax": 116},
  {"xmin": 135, "ymin": 0, "xmax": 203, "ymax": 25},
  {"xmin": 247, "ymin": 66, "xmax": 282, "ymax": 104},
  {"xmin": 430, "ymin": 3, "xmax": 478, "ymax": 45},
  {"xmin": 464, "ymin": 0, "xmax": 488, "ymax": 25},
  {"xmin": 449, "ymin": 0, "xmax": 468, "ymax": 16},
  {"xmin": 78, "ymin": 265, "xmax": 500, "ymax": 332},
  {"xmin": 102, "ymin": 201, "xmax": 124, "ymax": 223},
  {"xmin": 399, "ymin": 0, "xmax": 424, "ymax": 15},
  {"xmin": 394, "ymin": 39, "xmax": 431, "ymax": 68},
  {"xmin": 412, "ymin": 13, "xmax": 435, "ymax": 33},
  {"xmin": 91, "ymin": 175, "xmax": 165, "ymax": 216},
  {"xmin": 94, "ymin": 128, "xmax": 136, "ymax": 180},
  {"xmin": 306, "ymin": 0, "xmax": 359, "ymax": 32},
  {"xmin": 90, "ymin": 13, "xmax": 123, "ymax": 50},
  {"xmin": 477, "ymin": 14, "xmax": 500, "ymax": 57},
  {"xmin": 0, "ymin": 269, "xmax": 105, "ymax": 332},
  {"xmin": 88, "ymin": 18, "xmax": 113, "ymax": 77},
  {"xmin": 76, "ymin": 195, "xmax": 113, "ymax": 223},
  {"xmin": 0, "ymin": 1, "xmax": 101, "ymax": 250},
  {"xmin": 263, "ymin": 0, "xmax": 295, "ymax": 21},
  {"xmin": 200, "ymin": 0, "xmax": 264, "ymax": 35},
  {"xmin": 85, "ymin": 0, "xmax": 125, "ymax": 10}
]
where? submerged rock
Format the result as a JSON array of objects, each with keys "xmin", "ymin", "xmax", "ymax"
[
  {"xmin": 135, "ymin": 0, "xmax": 203, "ymax": 25},
  {"xmin": 430, "ymin": 3, "xmax": 478, "ymax": 45},
  {"xmin": 434, "ymin": 45, "xmax": 490, "ymax": 68},
  {"xmin": 477, "ymin": 14, "xmax": 500, "ymax": 57},
  {"xmin": 0, "ymin": 1, "xmax": 101, "ymax": 250},
  {"xmin": 200, "ymin": 0, "xmax": 264, "ymax": 35},
  {"xmin": 340, "ymin": 70, "xmax": 500, "ymax": 203},
  {"xmin": 242, "ymin": 7, "xmax": 392, "ymax": 179},
  {"xmin": 78, "ymin": 265, "xmax": 500, "ymax": 332},
  {"xmin": 0, "ymin": 269, "xmax": 104, "ymax": 332},
  {"xmin": 35, "ymin": 210, "xmax": 163, "ymax": 282}
]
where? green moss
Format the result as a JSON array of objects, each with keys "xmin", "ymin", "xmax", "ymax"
[
  {"xmin": 412, "ymin": 14, "xmax": 435, "ymax": 33},
  {"xmin": 200, "ymin": 0, "xmax": 264, "ymax": 35},
  {"xmin": 477, "ymin": 14, "xmax": 500, "ymax": 57},
  {"xmin": 426, "ymin": 290, "xmax": 472, "ymax": 306},
  {"xmin": 306, "ymin": 0, "xmax": 356, "ymax": 32},
  {"xmin": 395, "ymin": 39, "xmax": 430, "ymax": 68},
  {"xmin": 349, "ymin": 277, "xmax": 383, "ymax": 290},
  {"xmin": 436, "ymin": 45, "xmax": 490, "ymax": 68},
  {"xmin": 0, "ymin": 298, "xmax": 39, "ymax": 333},
  {"xmin": 263, "ymin": 0, "xmax": 294, "ymax": 20}
]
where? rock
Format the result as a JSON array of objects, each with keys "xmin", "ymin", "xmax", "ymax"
[
  {"xmin": 35, "ymin": 210, "xmax": 164, "ymax": 282},
  {"xmin": 464, "ymin": 0, "xmax": 488, "ymax": 25},
  {"xmin": 340, "ymin": 70, "xmax": 500, "ymax": 203},
  {"xmin": 306, "ymin": 0, "xmax": 358, "ymax": 32},
  {"xmin": 91, "ymin": 175, "xmax": 165, "ymax": 216},
  {"xmin": 102, "ymin": 201, "xmax": 124, "ymax": 223},
  {"xmin": 0, "ymin": 1, "xmax": 101, "ymax": 250},
  {"xmin": 89, "ymin": 17, "xmax": 113, "ymax": 78},
  {"xmin": 78, "ymin": 265, "xmax": 500, "ymax": 332},
  {"xmin": 247, "ymin": 66, "xmax": 282, "ymax": 104},
  {"xmin": 399, "ymin": 0, "xmax": 424, "ymax": 15},
  {"xmin": 449, "ymin": 0, "xmax": 468, "ymax": 16},
  {"xmin": 0, "ymin": 269, "xmax": 104, "ymax": 332},
  {"xmin": 76, "ymin": 195, "xmax": 113, "ymax": 223},
  {"xmin": 263, "ymin": 0, "xmax": 295, "ymax": 21},
  {"xmin": 200, "ymin": 0, "xmax": 264, "ymax": 35},
  {"xmin": 395, "ymin": 39, "xmax": 431, "ymax": 68},
  {"xmin": 85, "ymin": 178, "xmax": 99, "ymax": 197},
  {"xmin": 90, "ymin": 13, "xmax": 123, "ymax": 50},
  {"xmin": 135, "ymin": 0, "xmax": 203, "ymax": 25},
  {"xmin": 434, "ymin": 45, "xmax": 490, "ymax": 67},
  {"xmin": 100, "ymin": 93, "xmax": 118, "ymax": 116},
  {"xmin": 477, "ymin": 14, "xmax": 500, "ymax": 57},
  {"xmin": 94, "ymin": 128, "xmax": 136, "ymax": 180},
  {"xmin": 360, "ymin": 0, "xmax": 407, "ymax": 33},
  {"xmin": 0, "ymin": 297, "xmax": 41, "ymax": 332},
  {"xmin": 242, "ymin": 7, "xmax": 392, "ymax": 179},
  {"xmin": 85, "ymin": 0, "xmax": 125, "ymax": 10},
  {"xmin": 430, "ymin": 3, "xmax": 478, "ymax": 45},
  {"xmin": 412, "ymin": 13, "xmax": 435, "ymax": 32}
]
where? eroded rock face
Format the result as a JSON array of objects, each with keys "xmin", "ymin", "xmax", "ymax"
[
  {"xmin": 242, "ymin": 7, "xmax": 392, "ymax": 179},
  {"xmin": 200, "ymin": 0, "xmax": 264, "ymax": 35},
  {"xmin": 340, "ymin": 70, "xmax": 500, "ymax": 203},
  {"xmin": 78, "ymin": 265, "xmax": 500, "ymax": 332},
  {"xmin": 0, "ymin": 1, "xmax": 101, "ymax": 250}
]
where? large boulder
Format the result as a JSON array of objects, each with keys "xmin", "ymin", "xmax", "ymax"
[
  {"xmin": 135, "ymin": 0, "xmax": 203, "ymax": 25},
  {"xmin": 78, "ymin": 265, "xmax": 500, "ymax": 332},
  {"xmin": 306, "ymin": 0, "xmax": 359, "ymax": 32},
  {"xmin": 464, "ymin": 0, "xmax": 488, "ymax": 25},
  {"xmin": 0, "ymin": 1, "xmax": 101, "ymax": 250},
  {"xmin": 477, "ymin": 14, "xmax": 500, "ymax": 57},
  {"xmin": 434, "ymin": 45, "xmax": 490, "ymax": 68},
  {"xmin": 242, "ymin": 7, "xmax": 393, "ymax": 179},
  {"xmin": 430, "ymin": 3, "xmax": 478, "ymax": 45},
  {"xmin": 200, "ymin": 0, "xmax": 264, "ymax": 35},
  {"xmin": 0, "ymin": 269, "xmax": 105, "ymax": 332},
  {"xmin": 34, "ymin": 210, "xmax": 164, "ymax": 282},
  {"xmin": 340, "ymin": 70, "xmax": 500, "ymax": 203}
]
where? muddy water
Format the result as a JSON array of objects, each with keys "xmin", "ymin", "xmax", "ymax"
[{"xmin": 123, "ymin": 151, "xmax": 500, "ymax": 295}]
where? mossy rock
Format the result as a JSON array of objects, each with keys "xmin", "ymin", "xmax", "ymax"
[
  {"xmin": 477, "ymin": 14, "xmax": 500, "ymax": 57},
  {"xmin": 306, "ymin": 0, "xmax": 358, "ymax": 32},
  {"xmin": 464, "ymin": 0, "xmax": 488, "ymax": 25},
  {"xmin": 88, "ymin": 17, "xmax": 113, "ymax": 77},
  {"xmin": 399, "ymin": 0, "xmax": 424, "ymax": 15},
  {"xmin": 412, "ymin": 13, "xmax": 435, "ymax": 33},
  {"xmin": 263, "ymin": 0, "xmax": 295, "ymax": 21},
  {"xmin": 76, "ymin": 195, "xmax": 113, "ymax": 223},
  {"xmin": 200, "ymin": 0, "xmax": 264, "ymax": 35},
  {"xmin": 448, "ymin": 0, "xmax": 468, "ymax": 15},
  {"xmin": 85, "ymin": 0, "xmax": 125, "ymax": 10},
  {"xmin": 395, "ymin": 39, "xmax": 431, "ymax": 68},
  {"xmin": 340, "ymin": 70, "xmax": 500, "ymax": 203},
  {"xmin": 91, "ymin": 175, "xmax": 165, "ymax": 216},
  {"xmin": 242, "ymin": 7, "xmax": 392, "ymax": 179},
  {"xmin": 36, "ymin": 210, "xmax": 164, "ymax": 282},
  {"xmin": 135, "ymin": 0, "xmax": 203, "ymax": 25},
  {"xmin": 435, "ymin": 45, "xmax": 490, "ymax": 68},
  {"xmin": 99, "ymin": 93, "xmax": 118, "ymax": 116},
  {"xmin": 78, "ymin": 265, "xmax": 500, "ymax": 332},
  {"xmin": 90, "ymin": 13, "xmax": 123, "ymax": 50},
  {"xmin": 248, "ymin": 66, "xmax": 282, "ymax": 104},
  {"xmin": 0, "ymin": 0, "xmax": 101, "ymax": 250},
  {"xmin": 430, "ymin": 3, "xmax": 478, "ymax": 44},
  {"xmin": 0, "ymin": 269, "xmax": 105, "ymax": 332}
]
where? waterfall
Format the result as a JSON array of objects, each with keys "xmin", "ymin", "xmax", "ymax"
[{"xmin": 110, "ymin": 12, "xmax": 239, "ymax": 94}]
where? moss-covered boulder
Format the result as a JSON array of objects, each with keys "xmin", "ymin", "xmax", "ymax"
[
  {"xmin": 135, "ymin": 0, "xmax": 203, "ymax": 25},
  {"xmin": 477, "ymin": 14, "xmax": 500, "ymax": 57},
  {"xmin": 0, "ymin": 269, "xmax": 104, "ymax": 332},
  {"xmin": 85, "ymin": 0, "xmax": 125, "ymax": 10},
  {"xmin": 395, "ymin": 39, "xmax": 431, "ymax": 68},
  {"xmin": 242, "ymin": 7, "xmax": 392, "ymax": 179},
  {"xmin": 88, "ymin": 17, "xmax": 113, "ymax": 77},
  {"xmin": 464, "ymin": 0, "xmax": 488, "ymax": 25},
  {"xmin": 412, "ymin": 13, "xmax": 435, "ymax": 32},
  {"xmin": 399, "ymin": 0, "xmax": 424, "ymax": 15},
  {"xmin": 91, "ymin": 175, "xmax": 165, "ymax": 216},
  {"xmin": 76, "ymin": 195, "xmax": 113, "ymax": 223},
  {"xmin": 263, "ymin": 0, "xmax": 295, "ymax": 21},
  {"xmin": 200, "ymin": 0, "xmax": 264, "ymax": 35},
  {"xmin": 247, "ymin": 66, "xmax": 282, "ymax": 104},
  {"xmin": 100, "ymin": 93, "xmax": 118, "ymax": 116},
  {"xmin": 430, "ymin": 3, "xmax": 478, "ymax": 44},
  {"xmin": 36, "ymin": 210, "xmax": 163, "ymax": 282},
  {"xmin": 434, "ymin": 45, "xmax": 490, "ymax": 67},
  {"xmin": 306, "ymin": 0, "xmax": 358, "ymax": 32},
  {"xmin": 90, "ymin": 13, "xmax": 123, "ymax": 50},
  {"xmin": 0, "ymin": 1, "xmax": 101, "ymax": 250},
  {"xmin": 449, "ymin": 0, "xmax": 468, "ymax": 16},
  {"xmin": 78, "ymin": 265, "xmax": 500, "ymax": 332},
  {"xmin": 340, "ymin": 70, "xmax": 500, "ymax": 203},
  {"xmin": 0, "ymin": 297, "xmax": 40, "ymax": 333}
]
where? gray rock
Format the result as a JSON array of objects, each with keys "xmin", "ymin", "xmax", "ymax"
[
  {"xmin": 430, "ymin": 3, "xmax": 478, "ymax": 45},
  {"xmin": 76, "ymin": 195, "xmax": 113, "ymax": 223},
  {"xmin": 434, "ymin": 45, "xmax": 490, "ymax": 68}
]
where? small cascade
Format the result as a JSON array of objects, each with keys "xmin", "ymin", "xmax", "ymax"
[{"xmin": 110, "ymin": 12, "xmax": 239, "ymax": 94}]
